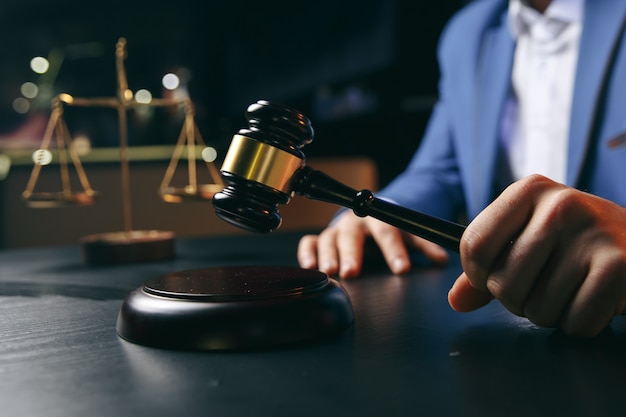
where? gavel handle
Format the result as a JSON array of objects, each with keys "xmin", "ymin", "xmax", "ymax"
[{"xmin": 291, "ymin": 166, "xmax": 465, "ymax": 252}]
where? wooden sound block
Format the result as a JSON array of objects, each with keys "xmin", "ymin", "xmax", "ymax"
[{"xmin": 116, "ymin": 265, "xmax": 354, "ymax": 350}]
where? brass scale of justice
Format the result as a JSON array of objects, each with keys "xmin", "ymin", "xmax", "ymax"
[
  {"xmin": 22, "ymin": 38, "xmax": 225, "ymax": 264},
  {"xmin": 23, "ymin": 39, "xmax": 468, "ymax": 350}
]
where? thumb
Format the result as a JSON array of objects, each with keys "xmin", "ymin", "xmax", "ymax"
[{"xmin": 448, "ymin": 272, "xmax": 493, "ymax": 312}]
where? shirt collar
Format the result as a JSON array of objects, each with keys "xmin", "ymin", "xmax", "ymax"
[{"xmin": 508, "ymin": 0, "xmax": 585, "ymax": 38}]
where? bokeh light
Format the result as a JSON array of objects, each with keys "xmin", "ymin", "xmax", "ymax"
[
  {"xmin": 32, "ymin": 149, "xmax": 53, "ymax": 166},
  {"xmin": 13, "ymin": 97, "xmax": 30, "ymax": 114},
  {"xmin": 73, "ymin": 134, "xmax": 92, "ymax": 156},
  {"xmin": 30, "ymin": 56, "xmax": 50, "ymax": 74},
  {"xmin": 135, "ymin": 89, "xmax": 153, "ymax": 104},
  {"xmin": 21, "ymin": 82, "xmax": 39, "ymax": 99},
  {"xmin": 201, "ymin": 147, "xmax": 217, "ymax": 162},
  {"xmin": 162, "ymin": 73, "xmax": 180, "ymax": 90}
]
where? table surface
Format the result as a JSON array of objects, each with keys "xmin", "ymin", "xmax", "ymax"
[{"xmin": 1, "ymin": 230, "xmax": 625, "ymax": 417}]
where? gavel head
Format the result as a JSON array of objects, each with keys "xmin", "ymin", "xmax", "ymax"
[{"xmin": 212, "ymin": 100, "xmax": 314, "ymax": 233}]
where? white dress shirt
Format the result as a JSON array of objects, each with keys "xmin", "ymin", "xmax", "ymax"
[{"xmin": 501, "ymin": 0, "xmax": 584, "ymax": 184}]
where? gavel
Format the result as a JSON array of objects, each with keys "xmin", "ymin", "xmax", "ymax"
[{"xmin": 212, "ymin": 100, "xmax": 465, "ymax": 252}]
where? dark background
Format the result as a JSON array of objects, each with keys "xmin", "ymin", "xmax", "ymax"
[{"xmin": 0, "ymin": 0, "xmax": 466, "ymax": 186}]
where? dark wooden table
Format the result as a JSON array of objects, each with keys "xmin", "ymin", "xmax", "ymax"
[{"xmin": 1, "ymin": 231, "xmax": 625, "ymax": 417}]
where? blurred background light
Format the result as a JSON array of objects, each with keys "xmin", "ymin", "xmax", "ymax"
[
  {"xmin": 73, "ymin": 133, "xmax": 92, "ymax": 156},
  {"xmin": 12, "ymin": 98, "xmax": 30, "ymax": 114},
  {"xmin": 21, "ymin": 82, "xmax": 39, "ymax": 99},
  {"xmin": 135, "ymin": 89, "xmax": 153, "ymax": 104},
  {"xmin": 32, "ymin": 149, "xmax": 53, "ymax": 166},
  {"xmin": 201, "ymin": 146, "xmax": 217, "ymax": 162},
  {"xmin": 30, "ymin": 57, "xmax": 50, "ymax": 74},
  {"xmin": 162, "ymin": 73, "xmax": 180, "ymax": 90}
]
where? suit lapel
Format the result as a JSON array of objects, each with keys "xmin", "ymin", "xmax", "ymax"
[
  {"xmin": 567, "ymin": 0, "xmax": 626, "ymax": 186},
  {"xmin": 473, "ymin": 16, "xmax": 514, "ymax": 209}
]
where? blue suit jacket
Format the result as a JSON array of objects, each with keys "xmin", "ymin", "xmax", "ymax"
[{"xmin": 379, "ymin": 0, "xmax": 626, "ymax": 222}]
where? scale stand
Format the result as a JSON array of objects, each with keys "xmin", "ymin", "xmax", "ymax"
[{"xmin": 22, "ymin": 38, "xmax": 223, "ymax": 265}]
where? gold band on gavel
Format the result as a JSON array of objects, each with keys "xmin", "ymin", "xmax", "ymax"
[{"xmin": 220, "ymin": 135, "xmax": 304, "ymax": 194}]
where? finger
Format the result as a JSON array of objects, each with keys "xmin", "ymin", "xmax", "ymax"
[
  {"xmin": 315, "ymin": 228, "xmax": 341, "ymax": 276},
  {"xmin": 522, "ymin": 246, "xmax": 587, "ymax": 328},
  {"xmin": 461, "ymin": 175, "xmax": 557, "ymax": 293},
  {"xmin": 335, "ymin": 221, "xmax": 366, "ymax": 279},
  {"xmin": 560, "ymin": 250, "xmax": 626, "ymax": 337},
  {"xmin": 481, "ymin": 208, "xmax": 559, "ymax": 316},
  {"xmin": 448, "ymin": 273, "xmax": 494, "ymax": 312},
  {"xmin": 297, "ymin": 234, "xmax": 319, "ymax": 270},
  {"xmin": 406, "ymin": 235, "xmax": 449, "ymax": 265},
  {"xmin": 368, "ymin": 219, "xmax": 411, "ymax": 275}
]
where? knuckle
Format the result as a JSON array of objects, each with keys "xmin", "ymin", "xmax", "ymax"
[
  {"xmin": 531, "ymin": 188, "xmax": 589, "ymax": 233},
  {"xmin": 548, "ymin": 188, "xmax": 584, "ymax": 217},
  {"xmin": 485, "ymin": 277, "xmax": 513, "ymax": 302},
  {"xmin": 486, "ymin": 278, "xmax": 524, "ymax": 317},
  {"xmin": 459, "ymin": 227, "xmax": 489, "ymax": 263},
  {"xmin": 516, "ymin": 173, "xmax": 553, "ymax": 193},
  {"xmin": 507, "ymin": 174, "xmax": 551, "ymax": 199},
  {"xmin": 599, "ymin": 249, "xmax": 626, "ymax": 276}
]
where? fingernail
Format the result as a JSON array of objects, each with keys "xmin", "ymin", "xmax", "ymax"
[
  {"xmin": 340, "ymin": 259, "xmax": 356, "ymax": 277},
  {"xmin": 392, "ymin": 257, "xmax": 408, "ymax": 274},
  {"xmin": 320, "ymin": 260, "xmax": 335, "ymax": 273},
  {"xmin": 300, "ymin": 256, "xmax": 314, "ymax": 269}
]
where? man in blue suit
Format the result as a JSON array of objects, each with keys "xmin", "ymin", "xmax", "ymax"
[{"xmin": 298, "ymin": 0, "xmax": 626, "ymax": 337}]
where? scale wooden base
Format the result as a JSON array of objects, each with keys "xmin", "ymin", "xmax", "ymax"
[{"xmin": 81, "ymin": 230, "xmax": 176, "ymax": 265}]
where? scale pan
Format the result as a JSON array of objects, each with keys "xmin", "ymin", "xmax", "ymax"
[
  {"xmin": 159, "ymin": 184, "xmax": 223, "ymax": 203},
  {"xmin": 23, "ymin": 191, "xmax": 98, "ymax": 208}
]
